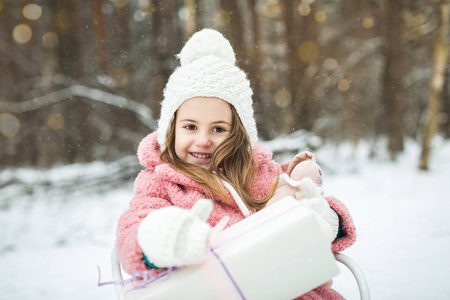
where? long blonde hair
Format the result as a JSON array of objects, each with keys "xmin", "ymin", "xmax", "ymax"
[{"xmin": 160, "ymin": 105, "xmax": 278, "ymax": 211}]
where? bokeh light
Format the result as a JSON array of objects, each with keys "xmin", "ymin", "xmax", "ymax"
[
  {"xmin": 0, "ymin": 113, "xmax": 21, "ymax": 137},
  {"xmin": 138, "ymin": 0, "xmax": 151, "ymax": 10},
  {"xmin": 298, "ymin": 41, "xmax": 319, "ymax": 63},
  {"xmin": 264, "ymin": 0, "xmax": 282, "ymax": 18},
  {"xmin": 23, "ymin": 3, "xmax": 42, "ymax": 20},
  {"xmin": 178, "ymin": 7, "xmax": 190, "ymax": 22},
  {"xmin": 110, "ymin": 0, "xmax": 130, "ymax": 8},
  {"xmin": 133, "ymin": 11, "xmax": 146, "ymax": 21},
  {"xmin": 298, "ymin": 3, "xmax": 311, "ymax": 16},
  {"xmin": 315, "ymin": 11, "xmax": 326, "ymax": 22},
  {"xmin": 56, "ymin": 9, "xmax": 71, "ymax": 33},
  {"xmin": 363, "ymin": 17, "xmax": 374, "ymax": 29},
  {"xmin": 134, "ymin": 0, "xmax": 154, "ymax": 20},
  {"xmin": 111, "ymin": 68, "xmax": 129, "ymax": 87},
  {"xmin": 261, "ymin": 72, "xmax": 279, "ymax": 91},
  {"xmin": 42, "ymin": 31, "xmax": 59, "ymax": 48},
  {"xmin": 274, "ymin": 88, "xmax": 292, "ymax": 108},
  {"xmin": 323, "ymin": 58, "xmax": 338, "ymax": 70},
  {"xmin": 214, "ymin": 9, "xmax": 230, "ymax": 27},
  {"xmin": 13, "ymin": 24, "xmax": 32, "ymax": 44},
  {"xmin": 47, "ymin": 113, "xmax": 65, "ymax": 130},
  {"xmin": 338, "ymin": 79, "xmax": 351, "ymax": 91}
]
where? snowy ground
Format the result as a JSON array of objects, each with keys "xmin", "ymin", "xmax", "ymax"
[{"xmin": 1, "ymin": 137, "xmax": 449, "ymax": 300}]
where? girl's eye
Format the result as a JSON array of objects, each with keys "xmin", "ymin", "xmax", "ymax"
[
  {"xmin": 213, "ymin": 127, "xmax": 225, "ymax": 133},
  {"xmin": 184, "ymin": 125, "xmax": 196, "ymax": 130}
]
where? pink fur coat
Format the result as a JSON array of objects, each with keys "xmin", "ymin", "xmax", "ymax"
[{"xmin": 116, "ymin": 132, "xmax": 356, "ymax": 299}]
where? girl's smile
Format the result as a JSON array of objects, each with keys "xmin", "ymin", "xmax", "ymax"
[
  {"xmin": 190, "ymin": 152, "xmax": 213, "ymax": 159},
  {"xmin": 174, "ymin": 97, "xmax": 232, "ymax": 171}
]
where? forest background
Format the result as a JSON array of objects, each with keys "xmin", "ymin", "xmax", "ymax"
[
  {"xmin": 0, "ymin": 0, "xmax": 449, "ymax": 171},
  {"xmin": 1, "ymin": 1, "xmax": 450, "ymax": 299}
]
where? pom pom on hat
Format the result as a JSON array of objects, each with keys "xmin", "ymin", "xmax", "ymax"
[
  {"xmin": 157, "ymin": 28, "xmax": 258, "ymax": 149},
  {"xmin": 177, "ymin": 29, "xmax": 236, "ymax": 66}
]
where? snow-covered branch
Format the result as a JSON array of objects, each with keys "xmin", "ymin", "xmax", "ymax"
[
  {"xmin": 259, "ymin": 130, "xmax": 322, "ymax": 154},
  {"xmin": 0, "ymin": 155, "xmax": 140, "ymax": 206},
  {"xmin": 0, "ymin": 85, "xmax": 157, "ymax": 130}
]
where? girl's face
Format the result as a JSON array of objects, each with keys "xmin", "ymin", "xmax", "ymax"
[{"xmin": 175, "ymin": 97, "xmax": 232, "ymax": 171}]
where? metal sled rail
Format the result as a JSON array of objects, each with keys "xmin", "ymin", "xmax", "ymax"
[{"xmin": 334, "ymin": 253, "xmax": 371, "ymax": 300}]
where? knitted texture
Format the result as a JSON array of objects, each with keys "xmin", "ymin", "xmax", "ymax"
[
  {"xmin": 157, "ymin": 28, "xmax": 257, "ymax": 148},
  {"xmin": 327, "ymin": 195, "xmax": 357, "ymax": 253},
  {"xmin": 298, "ymin": 177, "xmax": 320, "ymax": 198},
  {"xmin": 137, "ymin": 199, "xmax": 212, "ymax": 268}
]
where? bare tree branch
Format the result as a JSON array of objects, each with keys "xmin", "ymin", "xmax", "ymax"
[
  {"xmin": 0, "ymin": 39, "xmax": 39, "ymax": 75},
  {"xmin": 316, "ymin": 36, "xmax": 383, "ymax": 98},
  {"xmin": 401, "ymin": 19, "xmax": 439, "ymax": 45},
  {"xmin": 0, "ymin": 85, "xmax": 157, "ymax": 130}
]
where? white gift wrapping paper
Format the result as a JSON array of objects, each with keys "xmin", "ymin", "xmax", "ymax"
[{"xmin": 124, "ymin": 196, "xmax": 340, "ymax": 300}]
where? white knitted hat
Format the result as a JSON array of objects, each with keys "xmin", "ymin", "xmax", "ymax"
[{"xmin": 156, "ymin": 28, "xmax": 258, "ymax": 148}]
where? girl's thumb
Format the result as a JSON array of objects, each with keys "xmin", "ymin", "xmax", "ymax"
[{"xmin": 191, "ymin": 199, "xmax": 213, "ymax": 221}]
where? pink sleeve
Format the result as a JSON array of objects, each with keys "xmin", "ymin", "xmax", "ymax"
[
  {"xmin": 250, "ymin": 144, "xmax": 282, "ymax": 199},
  {"xmin": 326, "ymin": 196, "xmax": 357, "ymax": 253},
  {"xmin": 115, "ymin": 169, "xmax": 172, "ymax": 275}
]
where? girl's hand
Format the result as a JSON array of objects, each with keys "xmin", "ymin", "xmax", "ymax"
[
  {"xmin": 319, "ymin": 279, "xmax": 333, "ymax": 289},
  {"xmin": 297, "ymin": 178, "xmax": 339, "ymax": 244},
  {"xmin": 281, "ymin": 151, "xmax": 316, "ymax": 176},
  {"xmin": 137, "ymin": 199, "xmax": 213, "ymax": 268}
]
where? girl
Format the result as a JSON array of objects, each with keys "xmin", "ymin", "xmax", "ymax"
[{"xmin": 116, "ymin": 29, "xmax": 356, "ymax": 299}]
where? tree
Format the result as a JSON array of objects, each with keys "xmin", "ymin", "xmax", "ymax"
[
  {"xmin": 419, "ymin": 0, "xmax": 450, "ymax": 170},
  {"xmin": 380, "ymin": 0, "xmax": 410, "ymax": 159},
  {"xmin": 1, "ymin": 0, "xmax": 449, "ymax": 167}
]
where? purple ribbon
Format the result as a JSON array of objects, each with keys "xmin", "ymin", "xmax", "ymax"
[
  {"xmin": 97, "ymin": 266, "xmax": 176, "ymax": 293},
  {"xmin": 98, "ymin": 216, "xmax": 250, "ymax": 298},
  {"xmin": 209, "ymin": 247, "xmax": 246, "ymax": 300}
]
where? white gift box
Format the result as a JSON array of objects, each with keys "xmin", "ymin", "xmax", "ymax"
[{"xmin": 124, "ymin": 196, "xmax": 339, "ymax": 300}]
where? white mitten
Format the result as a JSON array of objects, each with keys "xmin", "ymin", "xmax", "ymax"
[
  {"xmin": 298, "ymin": 178, "xmax": 339, "ymax": 243},
  {"xmin": 137, "ymin": 199, "xmax": 213, "ymax": 268}
]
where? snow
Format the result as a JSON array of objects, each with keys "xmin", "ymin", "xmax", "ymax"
[{"xmin": 1, "ymin": 137, "xmax": 449, "ymax": 299}]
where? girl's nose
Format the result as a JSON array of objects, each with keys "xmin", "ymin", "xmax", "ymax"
[{"xmin": 195, "ymin": 133, "xmax": 212, "ymax": 147}]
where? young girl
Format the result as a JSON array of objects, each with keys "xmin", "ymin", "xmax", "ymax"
[{"xmin": 116, "ymin": 29, "xmax": 356, "ymax": 299}]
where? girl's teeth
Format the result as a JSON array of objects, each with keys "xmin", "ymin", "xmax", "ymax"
[{"xmin": 192, "ymin": 153, "xmax": 211, "ymax": 158}]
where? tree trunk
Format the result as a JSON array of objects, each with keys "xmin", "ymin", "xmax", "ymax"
[
  {"xmin": 381, "ymin": 1, "xmax": 408, "ymax": 159},
  {"xmin": 183, "ymin": 0, "xmax": 197, "ymax": 41},
  {"xmin": 90, "ymin": 0, "xmax": 109, "ymax": 74},
  {"xmin": 247, "ymin": 0, "xmax": 266, "ymax": 138},
  {"xmin": 282, "ymin": 0, "xmax": 319, "ymax": 132},
  {"xmin": 442, "ymin": 67, "xmax": 450, "ymax": 138},
  {"xmin": 419, "ymin": 0, "xmax": 450, "ymax": 170},
  {"xmin": 219, "ymin": 0, "xmax": 246, "ymax": 63},
  {"xmin": 282, "ymin": 0, "xmax": 300, "ymax": 132}
]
